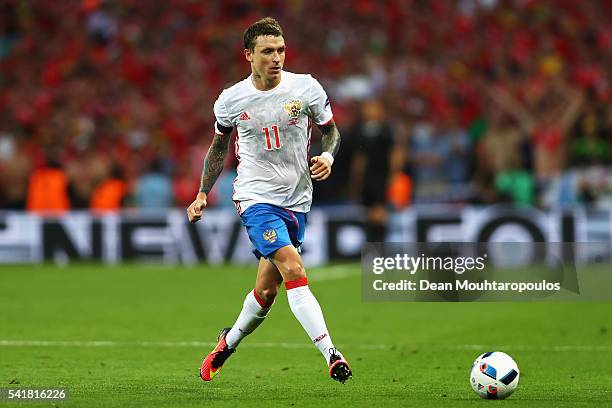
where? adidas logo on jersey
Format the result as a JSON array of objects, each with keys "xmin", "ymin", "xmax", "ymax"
[{"xmin": 239, "ymin": 112, "xmax": 251, "ymax": 121}]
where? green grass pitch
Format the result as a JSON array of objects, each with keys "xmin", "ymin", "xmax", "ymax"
[{"xmin": 0, "ymin": 263, "xmax": 611, "ymax": 407}]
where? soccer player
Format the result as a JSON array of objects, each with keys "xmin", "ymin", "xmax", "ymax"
[{"xmin": 186, "ymin": 17, "xmax": 352, "ymax": 384}]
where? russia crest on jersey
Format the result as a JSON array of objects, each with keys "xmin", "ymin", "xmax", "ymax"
[{"xmin": 283, "ymin": 98, "xmax": 303, "ymax": 118}]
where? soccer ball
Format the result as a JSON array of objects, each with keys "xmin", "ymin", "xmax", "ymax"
[{"xmin": 470, "ymin": 351, "xmax": 520, "ymax": 399}]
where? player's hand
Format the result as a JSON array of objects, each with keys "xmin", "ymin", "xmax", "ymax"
[
  {"xmin": 187, "ymin": 192, "xmax": 208, "ymax": 223},
  {"xmin": 310, "ymin": 156, "xmax": 332, "ymax": 181}
]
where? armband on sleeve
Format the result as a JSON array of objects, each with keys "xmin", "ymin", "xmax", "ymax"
[{"xmin": 214, "ymin": 121, "xmax": 233, "ymax": 135}]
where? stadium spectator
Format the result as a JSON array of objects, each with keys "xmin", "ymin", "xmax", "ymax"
[
  {"xmin": 494, "ymin": 160, "xmax": 536, "ymax": 206},
  {"xmin": 0, "ymin": 134, "xmax": 31, "ymax": 209},
  {"xmin": 134, "ymin": 158, "xmax": 173, "ymax": 209},
  {"xmin": 90, "ymin": 163, "xmax": 128, "ymax": 212},
  {"xmin": 26, "ymin": 152, "xmax": 70, "ymax": 213},
  {"xmin": 440, "ymin": 114, "xmax": 472, "ymax": 185},
  {"xmin": 350, "ymin": 100, "xmax": 401, "ymax": 241},
  {"xmin": 569, "ymin": 105, "xmax": 610, "ymax": 167}
]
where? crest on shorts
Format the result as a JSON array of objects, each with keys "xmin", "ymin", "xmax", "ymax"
[
  {"xmin": 263, "ymin": 229, "xmax": 278, "ymax": 243},
  {"xmin": 283, "ymin": 98, "xmax": 303, "ymax": 118}
]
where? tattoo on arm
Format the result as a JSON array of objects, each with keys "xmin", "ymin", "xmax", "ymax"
[
  {"xmin": 319, "ymin": 120, "xmax": 341, "ymax": 157},
  {"xmin": 199, "ymin": 133, "xmax": 230, "ymax": 194}
]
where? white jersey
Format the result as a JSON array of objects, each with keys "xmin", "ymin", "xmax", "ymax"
[{"xmin": 214, "ymin": 70, "xmax": 333, "ymax": 214}]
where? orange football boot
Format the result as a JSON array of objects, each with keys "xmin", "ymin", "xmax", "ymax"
[{"xmin": 200, "ymin": 328, "xmax": 235, "ymax": 381}]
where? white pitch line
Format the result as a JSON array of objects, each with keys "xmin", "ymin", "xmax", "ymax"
[
  {"xmin": 446, "ymin": 344, "xmax": 612, "ymax": 352},
  {"xmin": 0, "ymin": 340, "xmax": 385, "ymax": 350},
  {"xmin": 0, "ymin": 340, "xmax": 611, "ymax": 352}
]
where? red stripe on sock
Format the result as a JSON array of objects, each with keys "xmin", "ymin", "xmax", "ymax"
[
  {"xmin": 285, "ymin": 277, "xmax": 308, "ymax": 290},
  {"xmin": 252, "ymin": 289, "xmax": 274, "ymax": 308},
  {"xmin": 252, "ymin": 289, "xmax": 267, "ymax": 308}
]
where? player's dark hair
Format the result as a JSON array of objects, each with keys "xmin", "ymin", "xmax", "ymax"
[{"xmin": 244, "ymin": 17, "xmax": 283, "ymax": 51}]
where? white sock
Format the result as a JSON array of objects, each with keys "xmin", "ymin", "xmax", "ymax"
[
  {"xmin": 286, "ymin": 278, "xmax": 336, "ymax": 364},
  {"xmin": 225, "ymin": 290, "xmax": 272, "ymax": 349}
]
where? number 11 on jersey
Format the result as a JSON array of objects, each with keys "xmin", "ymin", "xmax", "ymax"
[{"xmin": 262, "ymin": 125, "xmax": 281, "ymax": 151}]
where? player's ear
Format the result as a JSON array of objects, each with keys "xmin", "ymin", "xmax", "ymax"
[{"xmin": 244, "ymin": 49, "xmax": 253, "ymax": 63}]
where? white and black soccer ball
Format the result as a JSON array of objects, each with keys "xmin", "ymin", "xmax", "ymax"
[{"xmin": 470, "ymin": 351, "xmax": 520, "ymax": 399}]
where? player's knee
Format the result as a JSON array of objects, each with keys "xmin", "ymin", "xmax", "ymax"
[{"xmin": 283, "ymin": 262, "xmax": 306, "ymax": 281}]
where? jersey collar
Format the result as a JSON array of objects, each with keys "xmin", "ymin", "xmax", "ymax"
[{"xmin": 248, "ymin": 71, "xmax": 284, "ymax": 93}]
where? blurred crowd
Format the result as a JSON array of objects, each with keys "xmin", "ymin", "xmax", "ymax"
[{"xmin": 0, "ymin": 0, "xmax": 610, "ymax": 214}]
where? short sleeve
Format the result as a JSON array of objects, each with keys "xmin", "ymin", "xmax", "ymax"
[
  {"xmin": 213, "ymin": 91, "xmax": 233, "ymax": 134},
  {"xmin": 308, "ymin": 76, "xmax": 334, "ymax": 126}
]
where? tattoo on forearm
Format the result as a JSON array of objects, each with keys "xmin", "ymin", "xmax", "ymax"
[
  {"xmin": 199, "ymin": 134, "xmax": 230, "ymax": 194},
  {"xmin": 320, "ymin": 120, "xmax": 341, "ymax": 157}
]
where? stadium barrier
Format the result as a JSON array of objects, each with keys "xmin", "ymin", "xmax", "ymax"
[{"xmin": 0, "ymin": 206, "xmax": 610, "ymax": 266}]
